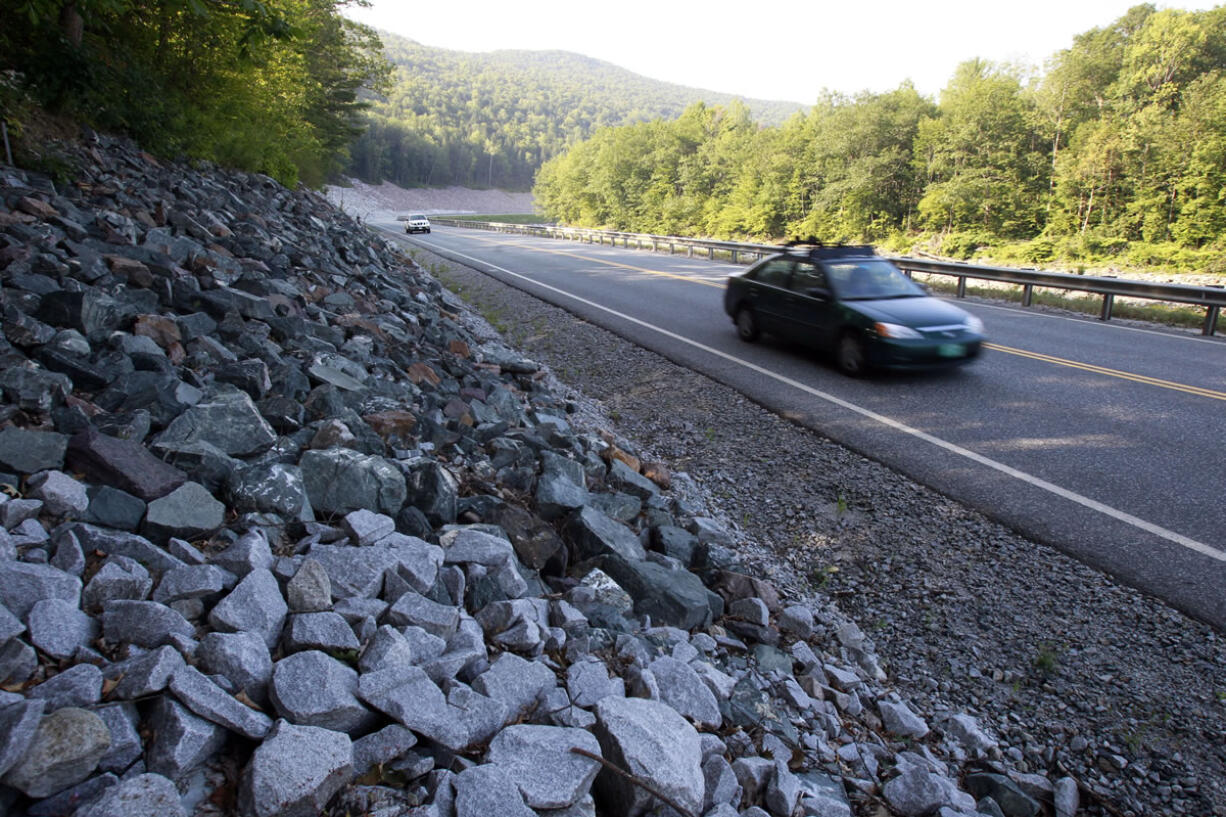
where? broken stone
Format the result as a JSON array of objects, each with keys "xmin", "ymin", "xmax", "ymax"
[
  {"xmin": 2, "ymin": 707, "xmax": 112, "ymax": 798},
  {"xmin": 239, "ymin": 720, "xmax": 354, "ymax": 817},
  {"xmin": 270, "ymin": 650, "xmax": 375, "ymax": 736},
  {"xmin": 591, "ymin": 696, "xmax": 704, "ymax": 817},
  {"xmin": 485, "ymin": 724, "xmax": 603, "ymax": 810}
]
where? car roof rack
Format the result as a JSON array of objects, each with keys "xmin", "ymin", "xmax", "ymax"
[{"xmin": 780, "ymin": 239, "xmax": 879, "ymax": 260}]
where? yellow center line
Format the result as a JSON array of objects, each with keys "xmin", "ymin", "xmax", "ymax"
[
  {"xmin": 431, "ymin": 230, "xmax": 1226, "ymax": 402},
  {"xmin": 461, "ymin": 232, "xmax": 726, "ymax": 288},
  {"xmin": 985, "ymin": 342, "xmax": 1226, "ymax": 401}
]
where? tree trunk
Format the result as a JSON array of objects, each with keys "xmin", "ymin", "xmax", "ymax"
[{"xmin": 60, "ymin": 1, "xmax": 83, "ymax": 48}]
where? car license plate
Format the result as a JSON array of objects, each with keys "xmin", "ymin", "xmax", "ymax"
[{"xmin": 937, "ymin": 343, "xmax": 966, "ymax": 358}]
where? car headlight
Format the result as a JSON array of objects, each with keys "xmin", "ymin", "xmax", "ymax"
[
  {"xmin": 964, "ymin": 315, "xmax": 985, "ymax": 333},
  {"xmin": 874, "ymin": 322, "xmax": 923, "ymax": 339}
]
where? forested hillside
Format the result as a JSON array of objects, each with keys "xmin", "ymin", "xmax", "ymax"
[
  {"xmin": 345, "ymin": 32, "xmax": 803, "ymax": 190},
  {"xmin": 2, "ymin": 0, "xmax": 389, "ymax": 187},
  {"xmin": 535, "ymin": 4, "xmax": 1226, "ymax": 271}
]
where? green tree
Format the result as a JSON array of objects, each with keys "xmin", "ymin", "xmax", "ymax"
[
  {"xmin": 914, "ymin": 60, "xmax": 1047, "ymax": 238},
  {"xmin": 2, "ymin": 0, "xmax": 389, "ymax": 186}
]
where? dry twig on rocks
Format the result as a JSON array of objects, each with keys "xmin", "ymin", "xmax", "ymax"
[{"xmin": 569, "ymin": 746, "xmax": 696, "ymax": 817}]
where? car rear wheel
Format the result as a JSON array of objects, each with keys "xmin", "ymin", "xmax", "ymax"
[
  {"xmin": 735, "ymin": 307, "xmax": 760, "ymax": 342},
  {"xmin": 836, "ymin": 333, "xmax": 868, "ymax": 376}
]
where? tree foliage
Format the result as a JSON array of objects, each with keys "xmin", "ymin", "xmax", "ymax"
[
  {"xmin": 1, "ymin": 0, "xmax": 390, "ymax": 186},
  {"xmin": 534, "ymin": 4, "xmax": 1226, "ymax": 266},
  {"xmin": 345, "ymin": 32, "xmax": 802, "ymax": 190}
]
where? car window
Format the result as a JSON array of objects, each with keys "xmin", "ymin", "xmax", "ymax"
[
  {"xmin": 752, "ymin": 259, "xmax": 793, "ymax": 288},
  {"xmin": 788, "ymin": 262, "xmax": 828, "ymax": 296},
  {"xmin": 825, "ymin": 260, "xmax": 924, "ymax": 299}
]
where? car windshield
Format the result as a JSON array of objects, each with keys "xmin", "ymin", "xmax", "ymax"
[
  {"xmin": 826, "ymin": 260, "xmax": 925, "ymax": 300},
  {"xmin": 410, "ymin": 215, "xmax": 426, "ymax": 220}
]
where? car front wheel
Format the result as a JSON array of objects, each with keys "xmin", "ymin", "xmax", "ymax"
[
  {"xmin": 735, "ymin": 307, "xmax": 760, "ymax": 342},
  {"xmin": 836, "ymin": 333, "xmax": 868, "ymax": 376}
]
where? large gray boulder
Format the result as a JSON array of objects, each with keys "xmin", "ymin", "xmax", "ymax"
[
  {"xmin": 0, "ymin": 428, "xmax": 67, "ymax": 473},
  {"xmin": 883, "ymin": 764, "xmax": 977, "ymax": 816},
  {"xmin": 0, "ymin": 699, "xmax": 44, "ymax": 777},
  {"xmin": 592, "ymin": 696, "xmax": 704, "ymax": 817},
  {"xmin": 101, "ymin": 599, "xmax": 194, "ymax": 648},
  {"xmin": 239, "ymin": 720, "xmax": 354, "ymax": 817},
  {"xmin": 146, "ymin": 696, "xmax": 228, "ymax": 781},
  {"xmin": 2, "ymin": 707, "xmax": 112, "ymax": 798},
  {"xmin": 156, "ymin": 389, "xmax": 276, "ymax": 457},
  {"xmin": 647, "ymin": 656, "xmax": 722, "ymax": 729},
  {"xmin": 169, "ymin": 665, "xmax": 273, "ymax": 740},
  {"xmin": 453, "ymin": 762, "xmax": 535, "ymax": 817},
  {"xmin": 270, "ymin": 650, "xmax": 376, "ymax": 736},
  {"xmin": 27, "ymin": 597, "xmax": 98, "ymax": 660},
  {"xmin": 485, "ymin": 724, "xmax": 603, "ymax": 810},
  {"xmin": 307, "ymin": 538, "xmax": 442, "ymax": 599},
  {"xmin": 0, "ymin": 562, "xmax": 82, "ymax": 619},
  {"xmin": 208, "ymin": 568, "xmax": 288, "ymax": 648},
  {"xmin": 75, "ymin": 772, "xmax": 188, "ymax": 817},
  {"xmin": 597, "ymin": 554, "xmax": 713, "ymax": 630},
  {"xmin": 299, "ymin": 448, "xmax": 406, "ymax": 516},
  {"xmin": 563, "ymin": 506, "xmax": 646, "ymax": 563},
  {"xmin": 144, "ymin": 481, "xmax": 226, "ymax": 541}
]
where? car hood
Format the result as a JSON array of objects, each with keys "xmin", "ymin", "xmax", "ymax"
[{"xmin": 847, "ymin": 296, "xmax": 970, "ymax": 327}]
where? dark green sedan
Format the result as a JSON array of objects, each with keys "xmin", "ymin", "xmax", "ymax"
[{"xmin": 724, "ymin": 245, "xmax": 984, "ymax": 375}]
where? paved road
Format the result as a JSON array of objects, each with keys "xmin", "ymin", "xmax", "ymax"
[{"xmin": 383, "ymin": 223, "xmax": 1226, "ymax": 629}]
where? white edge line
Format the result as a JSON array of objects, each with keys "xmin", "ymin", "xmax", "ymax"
[{"xmin": 424, "ymin": 239, "xmax": 1226, "ymax": 563}]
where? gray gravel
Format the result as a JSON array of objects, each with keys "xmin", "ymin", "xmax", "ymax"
[{"xmin": 418, "ymin": 244, "xmax": 1226, "ymax": 817}]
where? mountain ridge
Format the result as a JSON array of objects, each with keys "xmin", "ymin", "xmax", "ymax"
[{"xmin": 345, "ymin": 30, "xmax": 805, "ymax": 190}]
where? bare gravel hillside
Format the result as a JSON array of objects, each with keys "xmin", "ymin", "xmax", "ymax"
[{"xmin": 324, "ymin": 178, "xmax": 535, "ymax": 223}]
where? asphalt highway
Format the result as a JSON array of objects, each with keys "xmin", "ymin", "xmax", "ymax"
[{"xmin": 383, "ymin": 223, "xmax": 1226, "ymax": 629}]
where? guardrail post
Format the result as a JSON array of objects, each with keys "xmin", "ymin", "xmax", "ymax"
[
  {"xmin": 1100, "ymin": 293, "xmax": 1114, "ymax": 322},
  {"xmin": 1204, "ymin": 305, "xmax": 1219, "ymax": 336},
  {"xmin": 957, "ymin": 277, "xmax": 967, "ymax": 298},
  {"xmin": 1022, "ymin": 284, "xmax": 1034, "ymax": 307},
  {"xmin": 731, "ymin": 249, "xmax": 739, "ymax": 263}
]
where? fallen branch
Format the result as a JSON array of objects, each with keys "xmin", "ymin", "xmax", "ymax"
[{"xmin": 569, "ymin": 746, "xmax": 696, "ymax": 817}]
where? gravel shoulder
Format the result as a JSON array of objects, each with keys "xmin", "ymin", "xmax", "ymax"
[{"xmin": 409, "ymin": 242, "xmax": 1226, "ymax": 817}]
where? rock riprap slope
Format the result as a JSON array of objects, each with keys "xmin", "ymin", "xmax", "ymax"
[{"xmin": 0, "ymin": 136, "xmax": 1077, "ymax": 817}]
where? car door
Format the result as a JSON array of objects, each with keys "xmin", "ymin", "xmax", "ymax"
[
  {"xmin": 739, "ymin": 258, "xmax": 794, "ymax": 336},
  {"xmin": 778, "ymin": 261, "xmax": 840, "ymax": 348}
]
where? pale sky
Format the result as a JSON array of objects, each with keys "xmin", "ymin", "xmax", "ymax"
[{"xmin": 344, "ymin": 0, "xmax": 1217, "ymax": 103}]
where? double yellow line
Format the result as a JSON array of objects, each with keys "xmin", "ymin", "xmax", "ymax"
[{"xmin": 984, "ymin": 343, "xmax": 1226, "ymax": 401}]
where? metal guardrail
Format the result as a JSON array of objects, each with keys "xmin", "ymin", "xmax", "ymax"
[{"xmin": 430, "ymin": 219, "xmax": 1226, "ymax": 336}]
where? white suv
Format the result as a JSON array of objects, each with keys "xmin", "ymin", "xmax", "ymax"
[{"xmin": 404, "ymin": 214, "xmax": 431, "ymax": 234}]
